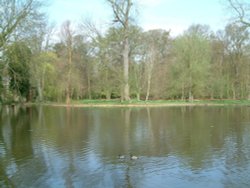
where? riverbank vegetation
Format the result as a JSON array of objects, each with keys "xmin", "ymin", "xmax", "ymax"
[
  {"xmin": 34, "ymin": 99, "xmax": 250, "ymax": 107},
  {"xmin": 1, "ymin": 0, "xmax": 250, "ymax": 104}
]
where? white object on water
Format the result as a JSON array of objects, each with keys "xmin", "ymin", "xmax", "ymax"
[
  {"xmin": 118, "ymin": 155, "xmax": 125, "ymax": 159},
  {"xmin": 130, "ymin": 155, "xmax": 138, "ymax": 160}
]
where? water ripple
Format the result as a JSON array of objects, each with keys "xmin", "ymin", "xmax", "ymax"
[{"xmin": 2, "ymin": 106, "xmax": 250, "ymax": 188}]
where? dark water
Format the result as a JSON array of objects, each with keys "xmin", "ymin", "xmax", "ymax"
[{"xmin": 0, "ymin": 105, "xmax": 250, "ymax": 188}]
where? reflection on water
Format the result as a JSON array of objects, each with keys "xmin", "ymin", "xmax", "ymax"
[{"xmin": 1, "ymin": 105, "xmax": 250, "ymax": 187}]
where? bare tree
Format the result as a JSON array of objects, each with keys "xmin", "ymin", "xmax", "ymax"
[
  {"xmin": 107, "ymin": 0, "xmax": 134, "ymax": 101},
  {"xmin": 60, "ymin": 21, "xmax": 74, "ymax": 104},
  {"xmin": 0, "ymin": 0, "xmax": 44, "ymax": 49},
  {"xmin": 227, "ymin": 0, "xmax": 250, "ymax": 27}
]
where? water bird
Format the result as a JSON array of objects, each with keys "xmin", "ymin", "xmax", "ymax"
[
  {"xmin": 130, "ymin": 155, "xmax": 138, "ymax": 160},
  {"xmin": 118, "ymin": 155, "xmax": 125, "ymax": 159}
]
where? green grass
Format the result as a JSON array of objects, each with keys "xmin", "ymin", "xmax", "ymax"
[
  {"xmin": 72, "ymin": 99, "xmax": 250, "ymax": 106},
  {"xmin": 3, "ymin": 99, "xmax": 250, "ymax": 107},
  {"xmin": 73, "ymin": 99, "xmax": 189, "ymax": 105},
  {"xmin": 191, "ymin": 99, "xmax": 249, "ymax": 105}
]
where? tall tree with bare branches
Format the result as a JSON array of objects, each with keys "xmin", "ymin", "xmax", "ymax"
[
  {"xmin": 0, "ymin": 0, "xmax": 45, "ymax": 50},
  {"xmin": 60, "ymin": 21, "xmax": 74, "ymax": 104},
  {"xmin": 227, "ymin": 0, "xmax": 250, "ymax": 27},
  {"xmin": 106, "ymin": 0, "xmax": 134, "ymax": 101}
]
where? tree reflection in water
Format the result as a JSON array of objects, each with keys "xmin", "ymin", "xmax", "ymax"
[{"xmin": 0, "ymin": 106, "xmax": 250, "ymax": 187}]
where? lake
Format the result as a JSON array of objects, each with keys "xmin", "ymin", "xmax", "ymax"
[{"xmin": 0, "ymin": 105, "xmax": 250, "ymax": 188}]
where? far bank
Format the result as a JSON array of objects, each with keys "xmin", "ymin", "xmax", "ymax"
[{"xmin": 21, "ymin": 99, "xmax": 250, "ymax": 108}]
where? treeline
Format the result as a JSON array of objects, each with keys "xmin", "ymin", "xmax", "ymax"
[{"xmin": 1, "ymin": 0, "xmax": 250, "ymax": 103}]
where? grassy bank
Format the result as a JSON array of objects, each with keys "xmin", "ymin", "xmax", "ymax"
[
  {"xmin": 8, "ymin": 99, "xmax": 249, "ymax": 108},
  {"xmin": 63, "ymin": 99, "xmax": 250, "ymax": 107}
]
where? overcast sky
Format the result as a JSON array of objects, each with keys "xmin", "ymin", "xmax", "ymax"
[{"xmin": 48, "ymin": 0, "xmax": 229, "ymax": 36}]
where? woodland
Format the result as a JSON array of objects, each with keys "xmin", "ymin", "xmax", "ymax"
[{"xmin": 1, "ymin": 0, "xmax": 250, "ymax": 104}]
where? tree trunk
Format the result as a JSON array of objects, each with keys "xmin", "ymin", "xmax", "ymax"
[
  {"xmin": 120, "ymin": 88, "xmax": 124, "ymax": 102},
  {"xmin": 136, "ymin": 92, "xmax": 140, "ymax": 101},
  {"xmin": 2, "ymin": 65, "xmax": 10, "ymax": 101},
  {"xmin": 181, "ymin": 84, "xmax": 185, "ymax": 100},
  {"xmin": 107, "ymin": 0, "xmax": 132, "ymax": 101},
  {"xmin": 188, "ymin": 73, "xmax": 193, "ymax": 102},
  {"xmin": 37, "ymin": 81, "xmax": 42, "ymax": 101},
  {"xmin": 27, "ymin": 88, "xmax": 32, "ymax": 102},
  {"xmin": 146, "ymin": 71, "xmax": 152, "ymax": 101},
  {"xmin": 123, "ymin": 37, "xmax": 130, "ymax": 101},
  {"xmin": 66, "ymin": 88, "xmax": 70, "ymax": 104},
  {"xmin": 37, "ymin": 67, "xmax": 45, "ymax": 102},
  {"xmin": 66, "ymin": 50, "xmax": 72, "ymax": 105},
  {"xmin": 210, "ymin": 91, "xmax": 214, "ymax": 100},
  {"xmin": 189, "ymin": 90, "xmax": 193, "ymax": 102},
  {"xmin": 87, "ymin": 72, "xmax": 92, "ymax": 99},
  {"xmin": 61, "ymin": 21, "xmax": 73, "ymax": 105},
  {"xmin": 106, "ymin": 91, "xmax": 111, "ymax": 100},
  {"xmin": 232, "ymin": 83, "xmax": 236, "ymax": 99}
]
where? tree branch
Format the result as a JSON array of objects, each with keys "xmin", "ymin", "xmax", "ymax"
[
  {"xmin": 0, "ymin": 0, "xmax": 34, "ymax": 48},
  {"xmin": 107, "ymin": 0, "xmax": 131, "ymax": 28},
  {"xmin": 228, "ymin": 0, "xmax": 250, "ymax": 27}
]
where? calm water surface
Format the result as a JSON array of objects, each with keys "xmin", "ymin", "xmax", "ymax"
[{"xmin": 0, "ymin": 105, "xmax": 250, "ymax": 188}]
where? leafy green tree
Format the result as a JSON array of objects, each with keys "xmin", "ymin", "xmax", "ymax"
[
  {"xmin": 171, "ymin": 25, "xmax": 212, "ymax": 100},
  {"xmin": 95, "ymin": 27, "xmax": 123, "ymax": 99},
  {"xmin": 143, "ymin": 29, "xmax": 170, "ymax": 100},
  {"xmin": 30, "ymin": 51, "xmax": 58, "ymax": 101},
  {"xmin": 223, "ymin": 23, "xmax": 249, "ymax": 99},
  {"xmin": 0, "ymin": 0, "xmax": 47, "ymax": 103},
  {"xmin": 209, "ymin": 31, "xmax": 227, "ymax": 99},
  {"xmin": 5, "ymin": 42, "xmax": 32, "ymax": 102},
  {"xmin": 129, "ymin": 29, "xmax": 145, "ymax": 101},
  {"xmin": 73, "ymin": 34, "xmax": 93, "ymax": 99}
]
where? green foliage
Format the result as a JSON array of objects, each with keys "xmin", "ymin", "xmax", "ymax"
[
  {"xmin": 30, "ymin": 51, "xmax": 59, "ymax": 101},
  {"xmin": 6, "ymin": 42, "xmax": 32, "ymax": 101},
  {"xmin": 1, "ymin": 1, "xmax": 250, "ymax": 104},
  {"xmin": 170, "ymin": 25, "xmax": 212, "ymax": 99}
]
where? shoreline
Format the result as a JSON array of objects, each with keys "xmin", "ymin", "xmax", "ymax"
[
  {"xmin": 20, "ymin": 100, "xmax": 250, "ymax": 108},
  {"xmin": 2, "ymin": 99, "xmax": 250, "ymax": 108},
  {"xmin": 38, "ymin": 103, "xmax": 224, "ymax": 108}
]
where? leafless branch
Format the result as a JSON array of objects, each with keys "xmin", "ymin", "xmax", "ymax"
[{"xmin": 228, "ymin": 0, "xmax": 250, "ymax": 27}]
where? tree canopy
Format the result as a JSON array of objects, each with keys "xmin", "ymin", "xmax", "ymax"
[{"xmin": 1, "ymin": 0, "xmax": 250, "ymax": 103}]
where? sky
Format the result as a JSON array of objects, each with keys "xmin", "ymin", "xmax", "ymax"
[{"xmin": 48, "ymin": 0, "xmax": 230, "ymax": 36}]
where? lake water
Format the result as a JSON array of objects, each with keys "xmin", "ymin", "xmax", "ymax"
[{"xmin": 0, "ymin": 105, "xmax": 250, "ymax": 188}]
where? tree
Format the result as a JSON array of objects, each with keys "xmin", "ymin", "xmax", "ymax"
[
  {"xmin": 81, "ymin": 20, "xmax": 124, "ymax": 99},
  {"xmin": 5, "ymin": 42, "xmax": 32, "ymax": 102},
  {"xmin": 171, "ymin": 25, "xmax": 212, "ymax": 100},
  {"xmin": 223, "ymin": 23, "xmax": 249, "ymax": 99},
  {"xmin": 143, "ymin": 29, "xmax": 170, "ymax": 101},
  {"xmin": 0, "ymin": 0, "xmax": 45, "ymax": 50},
  {"xmin": 107, "ymin": 0, "xmax": 134, "ymax": 101},
  {"xmin": 227, "ymin": 0, "xmax": 250, "ymax": 27},
  {"xmin": 0, "ymin": 0, "xmax": 46, "ymax": 103},
  {"xmin": 73, "ymin": 34, "xmax": 93, "ymax": 99},
  {"xmin": 29, "ymin": 52, "xmax": 58, "ymax": 101},
  {"xmin": 94, "ymin": 27, "xmax": 124, "ymax": 99},
  {"xmin": 209, "ymin": 31, "xmax": 227, "ymax": 99},
  {"xmin": 28, "ymin": 21, "xmax": 55, "ymax": 102},
  {"xmin": 129, "ymin": 27, "xmax": 145, "ymax": 101},
  {"xmin": 60, "ymin": 21, "xmax": 74, "ymax": 104}
]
